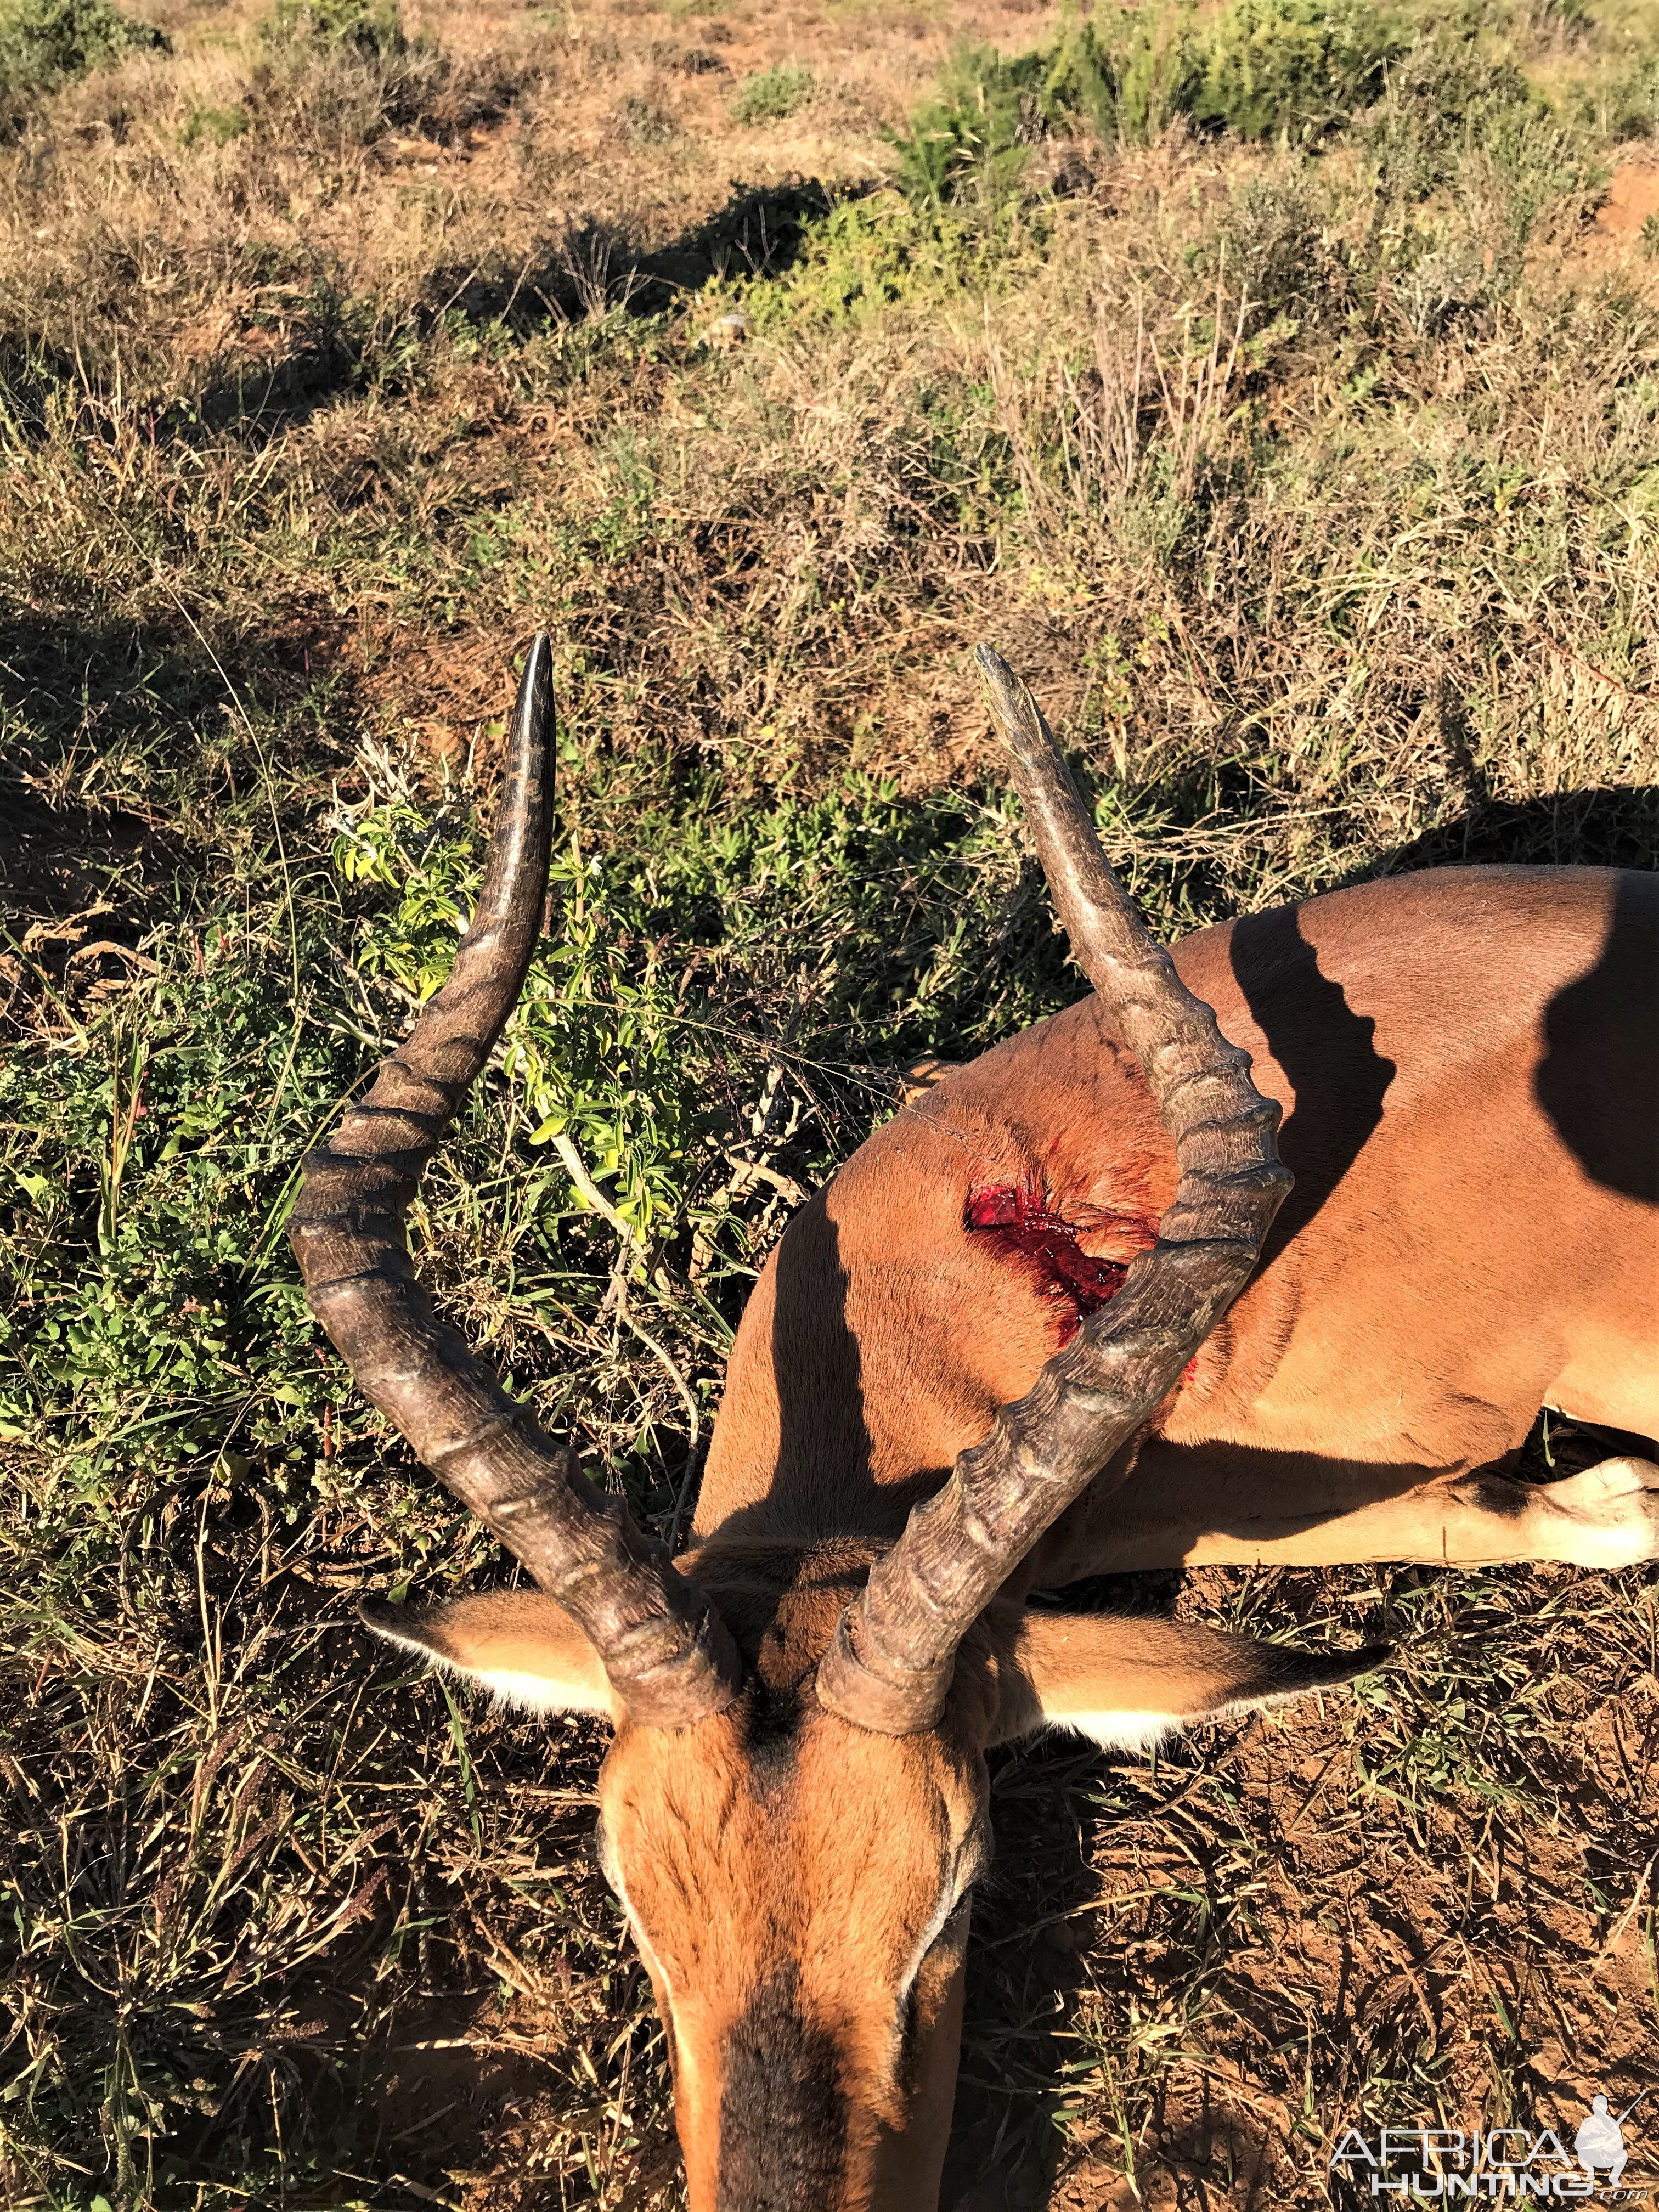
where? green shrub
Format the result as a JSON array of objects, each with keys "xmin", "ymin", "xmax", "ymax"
[
  {"xmin": 890, "ymin": 0, "xmax": 1407, "ymax": 201},
  {"xmin": 891, "ymin": 44, "xmax": 1030, "ymax": 209},
  {"xmin": 0, "ymin": 0, "xmax": 166, "ymax": 114},
  {"xmin": 738, "ymin": 190, "xmax": 999, "ymax": 326},
  {"xmin": 331, "ymin": 759, "xmax": 1072, "ymax": 1241},
  {"xmin": 729, "ymin": 60, "xmax": 812, "ymax": 123},
  {"xmin": 1032, "ymin": 16, "xmax": 1118, "ymax": 141},
  {"xmin": 1580, "ymin": 54, "xmax": 1659, "ymax": 145},
  {"xmin": 1190, "ymin": 0, "xmax": 1402, "ymax": 140},
  {"xmin": 1114, "ymin": 5, "xmax": 1203, "ymax": 142},
  {"xmin": 888, "ymin": 32, "xmax": 1119, "ymax": 212},
  {"xmin": 179, "ymin": 100, "xmax": 249, "ymax": 144},
  {"xmin": 1216, "ymin": 171, "xmax": 1337, "ymax": 318},
  {"xmin": 1385, "ymin": 31, "xmax": 1531, "ymax": 136}
]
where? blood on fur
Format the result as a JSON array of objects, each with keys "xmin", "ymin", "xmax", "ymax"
[{"xmin": 965, "ymin": 1180, "xmax": 1146, "ymax": 1345}]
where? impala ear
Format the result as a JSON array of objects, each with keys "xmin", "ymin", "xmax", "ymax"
[
  {"xmin": 359, "ymin": 1590, "xmax": 620, "ymax": 1719},
  {"xmin": 993, "ymin": 1610, "xmax": 1389, "ymax": 1754}
]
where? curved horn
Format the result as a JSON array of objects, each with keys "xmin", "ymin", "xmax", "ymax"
[
  {"xmin": 816, "ymin": 646, "xmax": 1291, "ymax": 1735},
  {"xmin": 290, "ymin": 634, "xmax": 741, "ymax": 1730}
]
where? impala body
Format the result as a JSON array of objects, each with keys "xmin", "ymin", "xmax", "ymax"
[
  {"xmin": 292, "ymin": 641, "xmax": 1658, "ymax": 2211},
  {"xmin": 707, "ymin": 862, "xmax": 1658, "ymax": 1586}
]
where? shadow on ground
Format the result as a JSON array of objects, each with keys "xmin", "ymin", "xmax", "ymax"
[
  {"xmin": 0, "ymin": 608, "xmax": 357, "ymax": 910},
  {"xmin": 0, "ymin": 176, "xmax": 844, "ymax": 447},
  {"xmin": 424, "ymin": 177, "xmax": 842, "ymax": 330},
  {"xmin": 165, "ymin": 178, "xmax": 840, "ymax": 443}
]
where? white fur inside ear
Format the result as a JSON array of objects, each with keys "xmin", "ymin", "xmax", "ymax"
[
  {"xmin": 1048, "ymin": 1680, "xmax": 1345, "ymax": 1754},
  {"xmin": 361, "ymin": 1605, "xmax": 611, "ymax": 1716},
  {"xmin": 472, "ymin": 1667, "xmax": 586, "ymax": 1714},
  {"xmin": 1046, "ymin": 1709, "xmax": 1182, "ymax": 1754}
]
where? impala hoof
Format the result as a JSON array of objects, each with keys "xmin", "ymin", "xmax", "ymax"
[{"xmin": 1534, "ymin": 1457, "xmax": 1659, "ymax": 1568}]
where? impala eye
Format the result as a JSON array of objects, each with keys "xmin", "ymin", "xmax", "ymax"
[
  {"xmin": 931, "ymin": 1888, "xmax": 973, "ymax": 1951},
  {"xmin": 592, "ymin": 1824, "xmax": 620, "ymax": 1895},
  {"xmin": 898, "ymin": 1886, "xmax": 975, "ymax": 2068}
]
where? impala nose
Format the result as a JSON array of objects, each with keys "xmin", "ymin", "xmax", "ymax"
[{"xmin": 715, "ymin": 1963, "xmax": 848, "ymax": 2211}]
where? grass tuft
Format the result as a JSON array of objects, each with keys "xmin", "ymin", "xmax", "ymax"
[{"xmin": 728, "ymin": 59, "xmax": 813, "ymax": 123}]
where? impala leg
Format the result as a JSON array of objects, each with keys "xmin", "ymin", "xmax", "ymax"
[
  {"xmin": 1498, "ymin": 1457, "xmax": 1659, "ymax": 1568},
  {"xmin": 1178, "ymin": 1459, "xmax": 1659, "ymax": 1569},
  {"xmin": 1042, "ymin": 1454, "xmax": 1659, "ymax": 1575}
]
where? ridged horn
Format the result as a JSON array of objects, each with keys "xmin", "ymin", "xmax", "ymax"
[
  {"xmin": 815, "ymin": 645, "xmax": 1291, "ymax": 1734},
  {"xmin": 289, "ymin": 634, "xmax": 741, "ymax": 1730}
]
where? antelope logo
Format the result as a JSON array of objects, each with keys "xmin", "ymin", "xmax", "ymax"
[
  {"xmin": 291, "ymin": 639, "xmax": 1659, "ymax": 2209},
  {"xmin": 1577, "ymin": 2096, "xmax": 1646, "ymax": 2191},
  {"xmin": 1330, "ymin": 2095, "xmax": 1650, "ymax": 2199}
]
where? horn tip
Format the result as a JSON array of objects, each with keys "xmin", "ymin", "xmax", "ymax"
[
  {"xmin": 515, "ymin": 628, "xmax": 554, "ymax": 704},
  {"xmin": 974, "ymin": 640, "xmax": 1021, "ymax": 705},
  {"xmin": 973, "ymin": 644, "xmax": 1048, "ymax": 763}
]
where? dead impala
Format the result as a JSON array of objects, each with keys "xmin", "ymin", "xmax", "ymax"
[{"xmin": 290, "ymin": 636, "xmax": 1658, "ymax": 2211}]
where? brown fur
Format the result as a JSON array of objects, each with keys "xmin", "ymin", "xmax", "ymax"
[
  {"xmin": 383, "ymin": 1550, "xmax": 1381, "ymax": 2208},
  {"xmin": 699, "ymin": 866, "xmax": 1658, "ymax": 1571},
  {"xmin": 368, "ymin": 865, "xmax": 1658, "ymax": 2210}
]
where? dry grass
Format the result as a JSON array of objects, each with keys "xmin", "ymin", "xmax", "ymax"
[{"xmin": 1, "ymin": 0, "xmax": 1656, "ymax": 2201}]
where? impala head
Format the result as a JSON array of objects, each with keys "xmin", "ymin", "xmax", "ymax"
[
  {"xmin": 375, "ymin": 1558, "xmax": 997, "ymax": 2209},
  {"xmin": 290, "ymin": 636, "xmax": 1385, "ymax": 2209}
]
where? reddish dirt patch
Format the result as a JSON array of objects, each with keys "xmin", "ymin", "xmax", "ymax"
[{"xmin": 1592, "ymin": 159, "xmax": 1659, "ymax": 250}]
